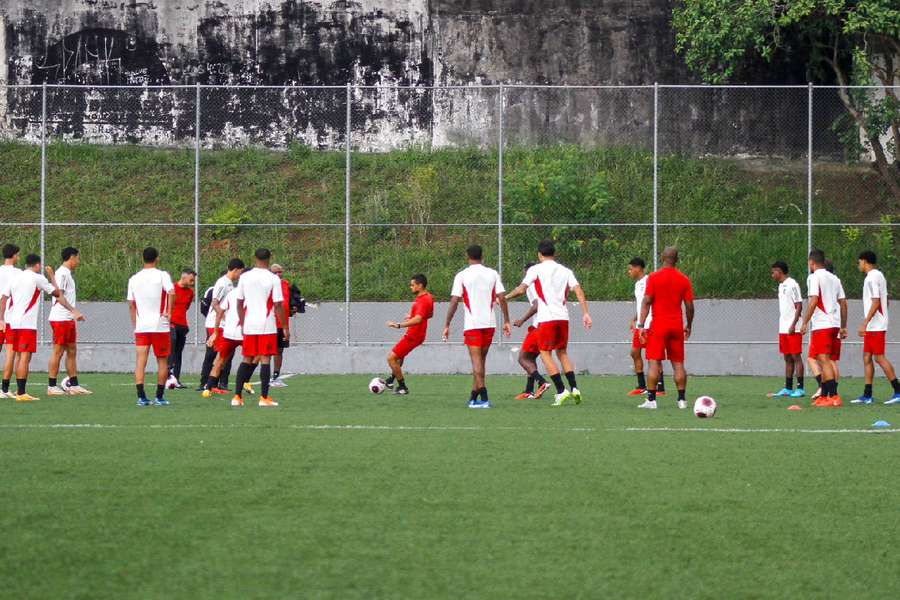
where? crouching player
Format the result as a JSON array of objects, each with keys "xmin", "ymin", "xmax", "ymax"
[
  {"xmin": 512, "ymin": 263, "xmax": 549, "ymax": 400},
  {"xmin": 385, "ymin": 274, "xmax": 434, "ymax": 395}
]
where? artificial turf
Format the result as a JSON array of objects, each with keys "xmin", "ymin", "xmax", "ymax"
[{"xmin": 2, "ymin": 373, "xmax": 899, "ymax": 599}]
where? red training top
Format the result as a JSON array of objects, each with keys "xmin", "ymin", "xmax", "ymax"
[
  {"xmin": 406, "ymin": 293, "xmax": 435, "ymax": 342},
  {"xmin": 275, "ymin": 278, "xmax": 291, "ymax": 329},
  {"xmin": 171, "ymin": 283, "xmax": 195, "ymax": 327},
  {"xmin": 645, "ymin": 267, "xmax": 694, "ymax": 330}
]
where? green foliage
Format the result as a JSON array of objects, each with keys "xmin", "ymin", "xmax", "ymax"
[{"xmin": 205, "ymin": 202, "xmax": 250, "ymax": 239}]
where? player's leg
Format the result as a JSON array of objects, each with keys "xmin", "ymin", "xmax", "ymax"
[
  {"xmin": 629, "ymin": 345, "xmax": 646, "ymax": 395},
  {"xmin": 813, "ymin": 354, "xmax": 836, "ymax": 405},
  {"xmin": 467, "ymin": 344, "xmax": 484, "ymax": 403},
  {"xmin": 671, "ymin": 360, "xmax": 687, "ymax": 408},
  {"xmin": 2, "ymin": 344, "xmax": 18, "ymax": 397},
  {"xmin": 807, "ymin": 356, "xmax": 822, "ymax": 398},
  {"xmin": 197, "ymin": 329, "xmax": 217, "ymax": 391},
  {"xmin": 875, "ymin": 354, "xmax": 900, "ymax": 404},
  {"xmin": 387, "ymin": 352, "xmax": 406, "ymax": 391},
  {"xmin": 151, "ymin": 333, "xmax": 172, "ymax": 405},
  {"xmin": 516, "ymin": 350, "xmax": 546, "ymax": 399},
  {"xmin": 134, "ymin": 344, "xmax": 151, "ymax": 405},
  {"xmin": 47, "ymin": 342, "xmax": 66, "ymax": 395},
  {"xmin": 791, "ymin": 353, "xmax": 805, "ymax": 395},
  {"xmin": 14, "ymin": 351, "xmax": 32, "ymax": 399},
  {"xmin": 173, "ymin": 325, "xmax": 188, "ymax": 384},
  {"xmin": 856, "ymin": 352, "xmax": 876, "ymax": 403},
  {"xmin": 258, "ymin": 353, "xmax": 275, "ymax": 403},
  {"xmin": 556, "ymin": 348, "xmax": 581, "ymax": 404}
]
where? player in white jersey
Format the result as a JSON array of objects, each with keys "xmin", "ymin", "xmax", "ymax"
[
  {"xmin": 627, "ymin": 257, "xmax": 666, "ymax": 397},
  {"xmin": 46, "ymin": 247, "xmax": 91, "ymax": 396},
  {"xmin": 127, "ymin": 247, "xmax": 175, "ymax": 406},
  {"xmin": 198, "ymin": 259, "xmax": 245, "ymax": 393},
  {"xmin": 0, "ymin": 243, "xmax": 22, "ymax": 398},
  {"xmin": 0, "ymin": 253, "xmax": 81, "ymax": 402},
  {"xmin": 854, "ymin": 251, "xmax": 900, "ymax": 404},
  {"xmin": 202, "ymin": 281, "xmax": 246, "ymax": 398},
  {"xmin": 511, "ymin": 263, "xmax": 550, "ymax": 400},
  {"xmin": 232, "ymin": 248, "xmax": 285, "ymax": 407},
  {"xmin": 800, "ymin": 250, "xmax": 846, "ymax": 407},
  {"xmin": 442, "ymin": 245, "xmax": 511, "ymax": 408},
  {"xmin": 768, "ymin": 261, "xmax": 805, "ymax": 399},
  {"xmin": 506, "ymin": 239, "xmax": 592, "ymax": 406},
  {"xmin": 806, "ymin": 259, "xmax": 848, "ymax": 400}
]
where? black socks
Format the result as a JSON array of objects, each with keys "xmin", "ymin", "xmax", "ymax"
[
  {"xmin": 636, "ymin": 372, "xmax": 646, "ymax": 389},
  {"xmin": 16, "ymin": 378, "xmax": 26, "ymax": 395},
  {"xmin": 678, "ymin": 389, "xmax": 686, "ymax": 401},
  {"xmin": 785, "ymin": 376, "xmax": 793, "ymax": 390},
  {"xmin": 550, "ymin": 373, "xmax": 565, "ymax": 394},
  {"xmin": 565, "ymin": 371, "xmax": 577, "ymax": 389},
  {"xmin": 478, "ymin": 387, "xmax": 488, "ymax": 401},
  {"xmin": 892, "ymin": 379, "xmax": 900, "ymax": 393},
  {"xmin": 136, "ymin": 383, "xmax": 145, "ymax": 399},
  {"xmin": 260, "ymin": 364, "xmax": 271, "ymax": 397},
  {"xmin": 525, "ymin": 374, "xmax": 535, "ymax": 394},
  {"xmin": 1, "ymin": 379, "xmax": 9, "ymax": 393},
  {"xmin": 49, "ymin": 377, "xmax": 57, "ymax": 388},
  {"xmin": 797, "ymin": 376, "xmax": 804, "ymax": 389},
  {"xmin": 864, "ymin": 384, "xmax": 873, "ymax": 397},
  {"xmin": 156, "ymin": 384, "xmax": 165, "ymax": 400}
]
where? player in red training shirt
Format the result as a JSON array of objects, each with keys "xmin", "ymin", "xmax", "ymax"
[
  {"xmin": 636, "ymin": 247, "xmax": 694, "ymax": 410},
  {"xmin": 167, "ymin": 268, "xmax": 196, "ymax": 389},
  {"xmin": 385, "ymin": 274, "xmax": 434, "ymax": 395}
]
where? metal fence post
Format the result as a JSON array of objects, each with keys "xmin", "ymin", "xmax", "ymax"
[
  {"xmin": 39, "ymin": 82, "xmax": 47, "ymax": 345},
  {"xmin": 807, "ymin": 82, "xmax": 813, "ymax": 254},
  {"xmin": 194, "ymin": 82, "xmax": 202, "ymax": 345},
  {"xmin": 344, "ymin": 83, "xmax": 352, "ymax": 347},
  {"xmin": 497, "ymin": 83, "xmax": 504, "ymax": 345},
  {"xmin": 652, "ymin": 82, "xmax": 659, "ymax": 269}
]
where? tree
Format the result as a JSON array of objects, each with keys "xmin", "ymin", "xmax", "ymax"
[{"xmin": 672, "ymin": 0, "xmax": 900, "ymax": 207}]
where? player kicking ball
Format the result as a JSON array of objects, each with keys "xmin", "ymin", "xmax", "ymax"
[
  {"xmin": 626, "ymin": 257, "xmax": 666, "ymax": 397},
  {"xmin": 506, "ymin": 240, "xmax": 592, "ymax": 407},
  {"xmin": 443, "ymin": 245, "xmax": 511, "ymax": 408},
  {"xmin": 384, "ymin": 274, "xmax": 434, "ymax": 395},
  {"xmin": 768, "ymin": 261, "xmax": 805, "ymax": 399},
  {"xmin": 853, "ymin": 251, "xmax": 900, "ymax": 405},
  {"xmin": 511, "ymin": 263, "xmax": 550, "ymax": 400}
]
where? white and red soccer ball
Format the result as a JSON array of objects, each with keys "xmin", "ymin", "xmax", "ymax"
[
  {"xmin": 693, "ymin": 396, "xmax": 717, "ymax": 418},
  {"xmin": 369, "ymin": 377, "xmax": 387, "ymax": 394}
]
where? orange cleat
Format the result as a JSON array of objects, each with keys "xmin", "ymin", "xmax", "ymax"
[
  {"xmin": 627, "ymin": 388, "xmax": 646, "ymax": 396},
  {"xmin": 230, "ymin": 395, "xmax": 244, "ymax": 407},
  {"xmin": 813, "ymin": 396, "xmax": 833, "ymax": 407},
  {"xmin": 258, "ymin": 396, "xmax": 279, "ymax": 407},
  {"xmin": 533, "ymin": 382, "xmax": 550, "ymax": 398},
  {"xmin": 514, "ymin": 392, "xmax": 535, "ymax": 400},
  {"xmin": 831, "ymin": 395, "xmax": 843, "ymax": 407},
  {"xmin": 211, "ymin": 388, "xmax": 228, "ymax": 395},
  {"xmin": 655, "ymin": 390, "xmax": 667, "ymax": 397}
]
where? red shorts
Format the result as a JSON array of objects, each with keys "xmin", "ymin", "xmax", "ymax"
[
  {"xmin": 242, "ymin": 333, "xmax": 279, "ymax": 357},
  {"xmin": 216, "ymin": 336, "xmax": 242, "ymax": 359},
  {"xmin": 51, "ymin": 320, "xmax": 77, "ymax": 345},
  {"xmin": 392, "ymin": 336, "xmax": 424, "ymax": 359},
  {"xmin": 538, "ymin": 320, "xmax": 569, "ymax": 351},
  {"xmin": 464, "ymin": 328, "xmax": 495, "ymax": 348},
  {"xmin": 863, "ymin": 330, "xmax": 887, "ymax": 355},
  {"xmin": 9, "ymin": 328, "xmax": 37, "ymax": 353},
  {"xmin": 632, "ymin": 329, "xmax": 646, "ymax": 350},
  {"xmin": 646, "ymin": 326, "xmax": 685, "ymax": 362},
  {"xmin": 778, "ymin": 333, "xmax": 802, "ymax": 355},
  {"xmin": 135, "ymin": 332, "xmax": 171, "ymax": 358},
  {"xmin": 522, "ymin": 326, "xmax": 541, "ymax": 355},
  {"xmin": 808, "ymin": 328, "xmax": 839, "ymax": 359},
  {"xmin": 0, "ymin": 323, "xmax": 9, "ymax": 346}
]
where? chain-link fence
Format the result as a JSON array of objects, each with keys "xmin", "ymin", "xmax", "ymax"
[{"xmin": 0, "ymin": 83, "xmax": 897, "ymax": 346}]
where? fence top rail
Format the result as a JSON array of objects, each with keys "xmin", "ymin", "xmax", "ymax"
[{"xmin": 2, "ymin": 83, "xmax": 898, "ymax": 91}]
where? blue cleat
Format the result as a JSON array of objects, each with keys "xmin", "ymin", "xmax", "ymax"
[
  {"xmin": 772, "ymin": 388, "xmax": 792, "ymax": 397},
  {"xmin": 153, "ymin": 397, "xmax": 170, "ymax": 406},
  {"xmin": 468, "ymin": 399, "xmax": 492, "ymax": 409},
  {"xmin": 884, "ymin": 393, "xmax": 900, "ymax": 406},
  {"xmin": 136, "ymin": 397, "xmax": 151, "ymax": 407},
  {"xmin": 789, "ymin": 388, "xmax": 806, "ymax": 398},
  {"xmin": 851, "ymin": 395, "xmax": 874, "ymax": 405}
]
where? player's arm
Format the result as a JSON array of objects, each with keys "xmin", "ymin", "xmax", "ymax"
[
  {"xmin": 497, "ymin": 294, "xmax": 512, "ymax": 337},
  {"xmin": 839, "ymin": 298, "xmax": 848, "ymax": 338},
  {"xmin": 505, "ymin": 283, "xmax": 528, "ymax": 301},
  {"xmin": 442, "ymin": 296, "xmax": 460, "ymax": 341},
  {"xmin": 637, "ymin": 293, "xmax": 653, "ymax": 342},
  {"xmin": 0, "ymin": 293, "xmax": 7, "ymax": 329},
  {"xmin": 274, "ymin": 300, "xmax": 288, "ymax": 340},
  {"xmin": 513, "ymin": 300, "xmax": 538, "ymax": 328},
  {"xmin": 788, "ymin": 302, "xmax": 802, "ymax": 334},
  {"xmin": 684, "ymin": 298, "xmax": 695, "ymax": 341},
  {"xmin": 859, "ymin": 297, "xmax": 880, "ymax": 337},
  {"xmin": 53, "ymin": 293, "xmax": 83, "ymax": 321},
  {"xmin": 236, "ymin": 299, "xmax": 245, "ymax": 327},
  {"xmin": 799, "ymin": 295, "xmax": 817, "ymax": 335},
  {"xmin": 389, "ymin": 314, "xmax": 424, "ymax": 329},
  {"xmin": 129, "ymin": 301, "xmax": 137, "ymax": 330},
  {"xmin": 572, "ymin": 284, "xmax": 592, "ymax": 330}
]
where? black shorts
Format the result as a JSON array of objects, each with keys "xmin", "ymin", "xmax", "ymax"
[{"xmin": 277, "ymin": 328, "xmax": 290, "ymax": 350}]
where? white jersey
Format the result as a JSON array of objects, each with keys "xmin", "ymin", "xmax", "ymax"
[
  {"xmin": 522, "ymin": 260, "xmax": 579, "ymax": 323},
  {"xmin": 777, "ymin": 277, "xmax": 803, "ymax": 334},
  {"xmin": 863, "ymin": 269, "xmax": 889, "ymax": 332},
  {"xmin": 49, "ymin": 265, "xmax": 77, "ymax": 322},
  {"xmin": 450, "ymin": 263, "xmax": 505, "ymax": 331},
  {"xmin": 806, "ymin": 269, "xmax": 841, "ymax": 331},
  {"xmin": 526, "ymin": 285, "xmax": 542, "ymax": 327},
  {"xmin": 235, "ymin": 267, "xmax": 283, "ymax": 335},
  {"xmin": 127, "ymin": 268, "xmax": 175, "ymax": 334},
  {"xmin": 634, "ymin": 275, "xmax": 653, "ymax": 329},
  {"xmin": 0, "ymin": 264, "xmax": 20, "ymax": 303},
  {"xmin": 2, "ymin": 269, "xmax": 55, "ymax": 330},
  {"xmin": 204, "ymin": 275, "xmax": 235, "ymax": 329},
  {"xmin": 220, "ymin": 289, "xmax": 243, "ymax": 341}
]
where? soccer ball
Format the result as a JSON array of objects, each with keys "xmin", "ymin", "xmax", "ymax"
[
  {"xmin": 369, "ymin": 377, "xmax": 387, "ymax": 394},
  {"xmin": 693, "ymin": 396, "xmax": 717, "ymax": 418},
  {"xmin": 61, "ymin": 376, "xmax": 72, "ymax": 391}
]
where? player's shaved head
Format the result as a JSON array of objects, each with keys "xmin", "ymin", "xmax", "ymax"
[
  {"xmin": 142, "ymin": 247, "xmax": 158, "ymax": 264},
  {"xmin": 466, "ymin": 245, "xmax": 482, "ymax": 262},
  {"xmin": 661, "ymin": 246, "xmax": 678, "ymax": 266},
  {"xmin": 808, "ymin": 249, "xmax": 825, "ymax": 266}
]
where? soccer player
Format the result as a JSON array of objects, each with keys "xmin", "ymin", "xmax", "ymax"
[
  {"xmin": 0, "ymin": 254, "xmax": 82, "ymax": 402},
  {"xmin": 47, "ymin": 247, "xmax": 92, "ymax": 396},
  {"xmin": 198, "ymin": 259, "xmax": 245, "ymax": 392},
  {"xmin": 506, "ymin": 240, "xmax": 592, "ymax": 406},
  {"xmin": 853, "ymin": 251, "xmax": 900, "ymax": 404},
  {"xmin": 0, "ymin": 243, "xmax": 21, "ymax": 398},
  {"xmin": 201, "ymin": 283, "xmax": 244, "ymax": 398},
  {"xmin": 511, "ymin": 263, "xmax": 549, "ymax": 400},
  {"xmin": 768, "ymin": 260, "xmax": 805, "ymax": 398},
  {"xmin": 442, "ymin": 245, "xmax": 511, "ymax": 408},
  {"xmin": 231, "ymin": 248, "xmax": 285, "ymax": 407},
  {"xmin": 127, "ymin": 247, "xmax": 176, "ymax": 407},
  {"xmin": 167, "ymin": 268, "xmax": 196, "ymax": 389},
  {"xmin": 627, "ymin": 257, "xmax": 665, "ymax": 397},
  {"xmin": 269, "ymin": 263, "xmax": 292, "ymax": 388},
  {"xmin": 807, "ymin": 258, "xmax": 847, "ymax": 399},
  {"xmin": 799, "ymin": 250, "xmax": 845, "ymax": 407},
  {"xmin": 385, "ymin": 274, "xmax": 434, "ymax": 395},
  {"xmin": 636, "ymin": 247, "xmax": 694, "ymax": 410}
]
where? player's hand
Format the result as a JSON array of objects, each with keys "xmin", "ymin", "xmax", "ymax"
[
  {"xmin": 503, "ymin": 322, "xmax": 512, "ymax": 338},
  {"xmin": 583, "ymin": 313, "xmax": 593, "ymax": 330},
  {"xmin": 839, "ymin": 327, "xmax": 848, "ymax": 340},
  {"xmin": 73, "ymin": 311, "xmax": 85, "ymax": 322},
  {"xmin": 638, "ymin": 329, "xmax": 647, "ymax": 344},
  {"xmin": 683, "ymin": 326, "xmax": 692, "ymax": 341},
  {"xmin": 513, "ymin": 319, "xmax": 523, "ymax": 328},
  {"xmin": 0, "ymin": 320, "xmax": 5, "ymax": 331},
  {"xmin": 857, "ymin": 325, "xmax": 866, "ymax": 338},
  {"xmin": 799, "ymin": 323, "xmax": 808, "ymax": 336},
  {"xmin": 284, "ymin": 329, "xmax": 291, "ymax": 343},
  {"xmin": 441, "ymin": 326, "xmax": 450, "ymax": 342},
  {"xmin": 207, "ymin": 331, "xmax": 217, "ymax": 347},
  {"xmin": 44, "ymin": 266, "xmax": 54, "ymax": 278},
  {"xmin": 387, "ymin": 321, "xmax": 398, "ymax": 329}
]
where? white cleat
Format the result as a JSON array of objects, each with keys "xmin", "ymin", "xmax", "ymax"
[
  {"xmin": 269, "ymin": 378, "xmax": 288, "ymax": 388},
  {"xmin": 552, "ymin": 390, "xmax": 571, "ymax": 406},
  {"xmin": 637, "ymin": 400, "xmax": 658, "ymax": 410},
  {"xmin": 0, "ymin": 390, "xmax": 12, "ymax": 399},
  {"xmin": 811, "ymin": 387, "xmax": 822, "ymax": 400},
  {"xmin": 677, "ymin": 400, "xmax": 687, "ymax": 410},
  {"xmin": 67, "ymin": 385, "xmax": 93, "ymax": 395},
  {"xmin": 47, "ymin": 386, "xmax": 68, "ymax": 396}
]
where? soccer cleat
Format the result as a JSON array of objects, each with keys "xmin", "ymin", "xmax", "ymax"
[
  {"xmin": 194, "ymin": 385, "xmax": 206, "ymax": 392},
  {"xmin": 627, "ymin": 388, "xmax": 647, "ymax": 396},
  {"xmin": 637, "ymin": 399, "xmax": 657, "ymax": 410},
  {"xmin": 655, "ymin": 390, "xmax": 667, "ymax": 397},
  {"xmin": 153, "ymin": 397, "xmax": 170, "ymax": 406},
  {"xmin": 514, "ymin": 392, "xmax": 535, "ymax": 400},
  {"xmin": 243, "ymin": 382, "xmax": 255, "ymax": 396},
  {"xmin": 789, "ymin": 388, "xmax": 805, "ymax": 398},
  {"xmin": 552, "ymin": 390, "xmax": 571, "ymax": 407},
  {"xmin": 231, "ymin": 395, "xmax": 244, "ymax": 407},
  {"xmin": 136, "ymin": 397, "xmax": 151, "ymax": 407},
  {"xmin": 771, "ymin": 388, "xmax": 792, "ymax": 397},
  {"xmin": 15, "ymin": 393, "xmax": 39, "ymax": 402},
  {"xmin": 0, "ymin": 391, "xmax": 9, "ymax": 399},
  {"xmin": 884, "ymin": 393, "xmax": 900, "ymax": 406},
  {"xmin": 393, "ymin": 387, "xmax": 409, "ymax": 396},
  {"xmin": 811, "ymin": 388, "xmax": 822, "ymax": 400},
  {"xmin": 851, "ymin": 395, "xmax": 874, "ymax": 405},
  {"xmin": 68, "ymin": 385, "xmax": 92, "ymax": 395},
  {"xmin": 570, "ymin": 387, "xmax": 582, "ymax": 405},
  {"xmin": 677, "ymin": 399, "xmax": 687, "ymax": 410},
  {"xmin": 384, "ymin": 379, "xmax": 395, "ymax": 390},
  {"xmin": 258, "ymin": 396, "xmax": 279, "ymax": 407},
  {"xmin": 210, "ymin": 388, "xmax": 228, "ymax": 395},
  {"xmin": 269, "ymin": 378, "xmax": 288, "ymax": 388},
  {"xmin": 47, "ymin": 386, "xmax": 68, "ymax": 396},
  {"xmin": 468, "ymin": 399, "xmax": 491, "ymax": 409},
  {"xmin": 813, "ymin": 396, "xmax": 834, "ymax": 407},
  {"xmin": 201, "ymin": 389, "xmax": 212, "ymax": 399},
  {"xmin": 831, "ymin": 395, "xmax": 843, "ymax": 408},
  {"xmin": 533, "ymin": 382, "xmax": 551, "ymax": 399}
]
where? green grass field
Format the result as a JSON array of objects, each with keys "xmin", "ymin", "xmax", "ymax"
[{"xmin": 2, "ymin": 373, "xmax": 900, "ymax": 599}]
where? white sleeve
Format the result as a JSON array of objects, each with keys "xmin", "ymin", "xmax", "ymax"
[
  {"xmin": 38, "ymin": 274, "xmax": 55, "ymax": 294},
  {"xmin": 235, "ymin": 277, "xmax": 245, "ymax": 300},
  {"xmin": 162, "ymin": 272, "xmax": 175, "ymax": 293},
  {"xmin": 522, "ymin": 266, "xmax": 537, "ymax": 287},
  {"xmin": 126, "ymin": 278, "xmax": 135, "ymax": 301},
  {"xmin": 837, "ymin": 282, "xmax": 846, "ymax": 300},
  {"xmin": 865, "ymin": 278, "xmax": 879, "ymax": 299},
  {"xmin": 566, "ymin": 268, "xmax": 579, "ymax": 288},
  {"xmin": 494, "ymin": 272, "xmax": 506, "ymax": 295},
  {"xmin": 214, "ymin": 281, "xmax": 230, "ymax": 303},
  {"xmin": 790, "ymin": 282, "xmax": 802, "ymax": 304},
  {"xmin": 272, "ymin": 275, "xmax": 284, "ymax": 302},
  {"xmin": 450, "ymin": 273, "xmax": 463, "ymax": 298},
  {"xmin": 806, "ymin": 274, "xmax": 819, "ymax": 297}
]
